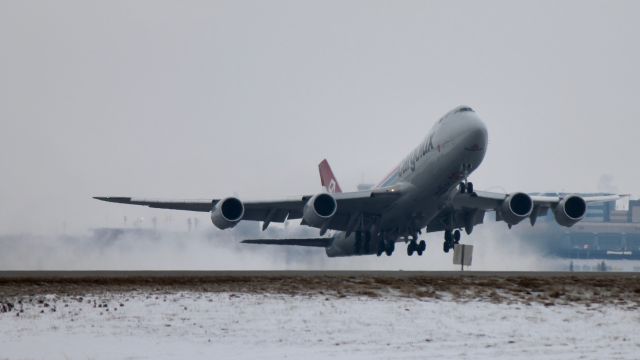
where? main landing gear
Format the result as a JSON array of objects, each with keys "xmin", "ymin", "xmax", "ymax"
[
  {"xmin": 375, "ymin": 229, "xmax": 429, "ymax": 257},
  {"xmin": 407, "ymin": 239, "xmax": 426, "ymax": 256},
  {"xmin": 376, "ymin": 236, "xmax": 427, "ymax": 257},
  {"xmin": 442, "ymin": 229, "xmax": 461, "ymax": 253},
  {"xmin": 376, "ymin": 239, "xmax": 395, "ymax": 257}
]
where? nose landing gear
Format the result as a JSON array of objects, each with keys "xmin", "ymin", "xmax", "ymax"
[
  {"xmin": 459, "ymin": 163, "xmax": 476, "ymax": 195},
  {"xmin": 459, "ymin": 181, "xmax": 474, "ymax": 195}
]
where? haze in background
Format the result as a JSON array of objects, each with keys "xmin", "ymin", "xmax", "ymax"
[
  {"xmin": 0, "ymin": 222, "xmax": 555, "ymax": 271},
  {"xmin": 0, "ymin": 1, "xmax": 638, "ymax": 269}
]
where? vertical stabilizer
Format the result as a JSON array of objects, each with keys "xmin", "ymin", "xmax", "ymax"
[{"xmin": 318, "ymin": 159, "xmax": 343, "ymax": 194}]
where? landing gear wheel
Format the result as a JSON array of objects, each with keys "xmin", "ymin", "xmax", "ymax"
[
  {"xmin": 459, "ymin": 182, "xmax": 466, "ymax": 194},
  {"xmin": 407, "ymin": 241, "xmax": 416, "ymax": 256},
  {"xmin": 443, "ymin": 230, "xmax": 454, "ymax": 253},
  {"xmin": 467, "ymin": 182, "xmax": 474, "ymax": 194},
  {"xmin": 453, "ymin": 230, "xmax": 461, "ymax": 244},
  {"xmin": 416, "ymin": 240, "xmax": 426, "ymax": 256},
  {"xmin": 376, "ymin": 240, "xmax": 384, "ymax": 257},
  {"xmin": 385, "ymin": 241, "xmax": 395, "ymax": 256}
]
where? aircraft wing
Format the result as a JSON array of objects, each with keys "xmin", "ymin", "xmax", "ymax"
[
  {"xmin": 451, "ymin": 191, "xmax": 621, "ymax": 210},
  {"xmin": 93, "ymin": 197, "xmax": 214, "ymax": 212},
  {"xmin": 425, "ymin": 191, "xmax": 621, "ymax": 232},
  {"xmin": 94, "ymin": 187, "xmax": 402, "ymax": 232}
]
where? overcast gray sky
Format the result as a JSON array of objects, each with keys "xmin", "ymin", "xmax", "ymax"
[{"xmin": 1, "ymin": 0, "xmax": 639, "ymax": 234}]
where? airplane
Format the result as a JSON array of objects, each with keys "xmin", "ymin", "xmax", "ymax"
[{"xmin": 95, "ymin": 106, "xmax": 620, "ymax": 257}]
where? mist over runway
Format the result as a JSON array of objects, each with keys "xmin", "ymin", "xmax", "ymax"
[{"xmin": 0, "ymin": 223, "xmax": 611, "ymax": 272}]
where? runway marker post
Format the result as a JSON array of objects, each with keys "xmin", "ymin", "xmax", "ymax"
[{"xmin": 453, "ymin": 244, "xmax": 473, "ymax": 271}]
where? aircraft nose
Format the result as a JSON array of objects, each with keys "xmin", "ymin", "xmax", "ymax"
[{"xmin": 464, "ymin": 116, "xmax": 488, "ymax": 150}]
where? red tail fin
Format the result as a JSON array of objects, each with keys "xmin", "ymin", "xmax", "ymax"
[{"xmin": 318, "ymin": 159, "xmax": 342, "ymax": 194}]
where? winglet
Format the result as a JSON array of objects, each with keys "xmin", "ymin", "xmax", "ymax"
[{"xmin": 318, "ymin": 159, "xmax": 342, "ymax": 194}]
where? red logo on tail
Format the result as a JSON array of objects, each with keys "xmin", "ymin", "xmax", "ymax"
[{"xmin": 318, "ymin": 159, "xmax": 342, "ymax": 194}]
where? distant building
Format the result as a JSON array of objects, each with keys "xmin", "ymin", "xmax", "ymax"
[
  {"xmin": 516, "ymin": 194, "xmax": 640, "ymax": 259},
  {"xmin": 630, "ymin": 200, "xmax": 640, "ymax": 223},
  {"xmin": 584, "ymin": 201, "xmax": 610, "ymax": 222}
]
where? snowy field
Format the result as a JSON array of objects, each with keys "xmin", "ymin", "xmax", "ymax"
[{"xmin": 1, "ymin": 274, "xmax": 639, "ymax": 359}]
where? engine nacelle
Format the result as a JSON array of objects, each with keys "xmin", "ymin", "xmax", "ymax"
[
  {"xmin": 303, "ymin": 193, "xmax": 337, "ymax": 228},
  {"xmin": 499, "ymin": 192, "xmax": 533, "ymax": 225},
  {"xmin": 211, "ymin": 197, "xmax": 245, "ymax": 229},
  {"xmin": 553, "ymin": 195, "xmax": 586, "ymax": 227}
]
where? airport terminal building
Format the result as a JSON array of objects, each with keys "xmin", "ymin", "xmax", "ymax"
[{"xmin": 519, "ymin": 196, "xmax": 640, "ymax": 260}]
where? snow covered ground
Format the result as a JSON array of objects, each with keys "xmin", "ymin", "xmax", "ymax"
[{"xmin": 1, "ymin": 291, "xmax": 639, "ymax": 360}]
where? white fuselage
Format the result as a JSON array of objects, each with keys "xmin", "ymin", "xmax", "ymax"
[{"xmin": 326, "ymin": 107, "xmax": 488, "ymax": 256}]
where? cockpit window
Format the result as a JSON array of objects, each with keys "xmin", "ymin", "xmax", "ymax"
[{"xmin": 455, "ymin": 107, "xmax": 474, "ymax": 113}]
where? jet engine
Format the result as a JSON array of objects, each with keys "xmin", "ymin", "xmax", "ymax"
[
  {"xmin": 553, "ymin": 195, "xmax": 586, "ymax": 227},
  {"xmin": 499, "ymin": 192, "xmax": 533, "ymax": 226},
  {"xmin": 211, "ymin": 197, "xmax": 245, "ymax": 229},
  {"xmin": 303, "ymin": 193, "xmax": 337, "ymax": 228}
]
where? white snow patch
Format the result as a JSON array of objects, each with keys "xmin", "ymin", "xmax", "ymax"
[{"xmin": 1, "ymin": 293, "xmax": 639, "ymax": 360}]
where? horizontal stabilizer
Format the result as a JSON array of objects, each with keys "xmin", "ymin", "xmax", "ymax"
[{"xmin": 242, "ymin": 238, "xmax": 333, "ymax": 248}]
